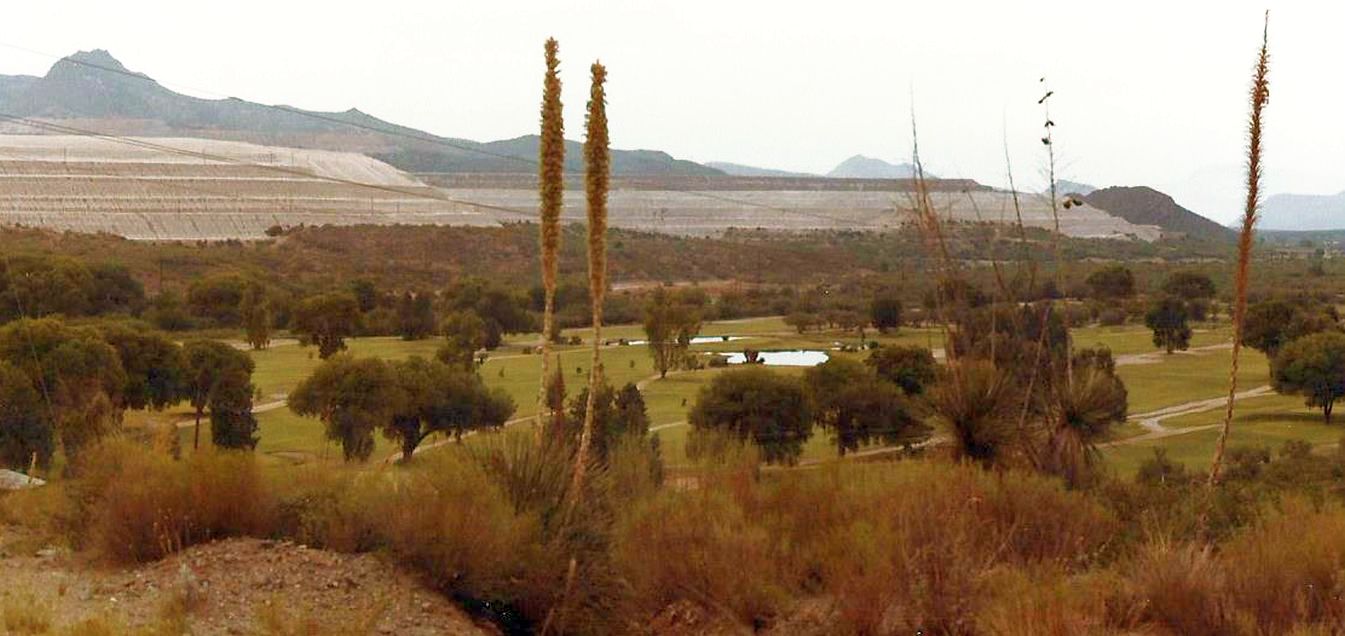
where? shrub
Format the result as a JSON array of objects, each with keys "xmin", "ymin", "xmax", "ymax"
[{"xmin": 78, "ymin": 439, "xmax": 273, "ymax": 563}]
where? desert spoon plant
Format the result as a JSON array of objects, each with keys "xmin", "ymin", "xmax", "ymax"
[
  {"xmin": 1209, "ymin": 13, "xmax": 1270, "ymax": 486},
  {"xmin": 570, "ymin": 61, "xmax": 609, "ymax": 510},
  {"xmin": 535, "ymin": 38, "xmax": 564, "ymax": 442}
]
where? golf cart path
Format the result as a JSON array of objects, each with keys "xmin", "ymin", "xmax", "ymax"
[
  {"xmin": 1114, "ymin": 341, "xmax": 1234, "ymax": 367},
  {"xmin": 1101, "ymin": 384, "xmax": 1273, "ymax": 447}
]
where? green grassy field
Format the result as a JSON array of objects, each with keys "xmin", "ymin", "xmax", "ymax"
[
  {"xmin": 1101, "ymin": 393, "xmax": 1336, "ymax": 476},
  {"xmin": 162, "ymin": 316, "xmax": 1333, "ymax": 478}
]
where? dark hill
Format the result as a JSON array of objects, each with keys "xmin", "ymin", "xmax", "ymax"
[
  {"xmin": 1083, "ymin": 186, "xmax": 1235, "ymax": 242},
  {"xmin": 0, "ymin": 50, "xmax": 721, "ymax": 177}
]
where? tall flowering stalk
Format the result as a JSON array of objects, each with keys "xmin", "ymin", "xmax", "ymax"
[
  {"xmin": 535, "ymin": 38, "xmax": 564, "ymax": 442},
  {"xmin": 569, "ymin": 62, "xmax": 609, "ymax": 511},
  {"xmin": 1209, "ymin": 14, "xmax": 1270, "ymax": 485}
]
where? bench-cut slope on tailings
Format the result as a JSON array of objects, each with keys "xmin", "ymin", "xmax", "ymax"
[{"xmin": 0, "ymin": 134, "xmax": 501, "ymax": 240}]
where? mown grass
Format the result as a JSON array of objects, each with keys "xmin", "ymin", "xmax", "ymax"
[{"xmin": 1102, "ymin": 392, "xmax": 1341, "ymax": 476}]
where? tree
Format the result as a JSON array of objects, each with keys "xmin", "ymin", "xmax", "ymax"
[
  {"xmin": 1243, "ymin": 299, "xmax": 1339, "ymax": 357},
  {"xmin": 0, "ymin": 361, "xmax": 52, "ymax": 471},
  {"xmin": 348, "ymin": 279, "xmax": 380, "ymax": 313},
  {"xmin": 88, "ymin": 263, "xmax": 146, "ymax": 316},
  {"xmin": 186, "ymin": 274, "xmax": 248, "ymax": 326},
  {"xmin": 643, "ymin": 287, "xmax": 703, "ymax": 378},
  {"xmin": 865, "ymin": 345, "xmax": 938, "ymax": 395},
  {"xmin": 1084, "ymin": 265, "xmax": 1135, "ymax": 299},
  {"xmin": 145, "ymin": 290, "xmax": 193, "ymax": 331},
  {"xmin": 182, "ymin": 340, "xmax": 255, "ymax": 450},
  {"xmin": 98, "ymin": 324, "xmax": 187, "ymax": 411},
  {"xmin": 1272, "ymin": 332, "xmax": 1345, "ymax": 423},
  {"xmin": 438, "ymin": 311, "xmax": 487, "ymax": 370},
  {"xmin": 1162, "ymin": 271, "xmax": 1216, "ymax": 300},
  {"xmin": 688, "ymin": 366, "xmax": 813, "ymax": 465},
  {"xmin": 396, "ymin": 291, "xmax": 436, "ymax": 341},
  {"xmin": 870, "ymin": 294, "xmax": 902, "ymax": 334},
  {"xmin": 293, "ymin": 293, "xmax": 361, "ymax": 359},
  {"xmin": 209, "ymin": 366, "xmax": 259, "ymax": 450},
  {"xmin": 803, "ymin": 358, "xmax": 928, "ymax": 455},
  {"xmin": 0, "ymin": 255, "xmax": 95, "ymax": 320},
  {"xmin": 240, "ymin": 284, "xmax": 271, "ymax": 350},
  {"xmin": 289, "ymin": 354, "xmax": 404, "ymax": 462},
  {"xmin": 1145, "ymin": 297, "xmax": 1192, "ymax": 354},
  {"xmin": 783, "ymin": 311, "xmax": 821, "ymax": 334},
  {"xmin": 0, "ymin": 319, "xmax": 125, "ymax": 462},
  {"xmin": 386, "ymin": 357, "xmax": 514, "ymax": 462},
  {"xmin": 563, "ymin": 381, "xmax": 649, "ymax": 461}
]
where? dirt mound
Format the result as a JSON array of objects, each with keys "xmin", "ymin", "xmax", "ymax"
[{"xmin": 0, "ymin": 532, "xmax": 493, "ymax": 634}]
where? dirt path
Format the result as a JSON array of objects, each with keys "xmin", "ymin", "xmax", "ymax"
[
  {"xmin": 1114, "ymin": 342, "xmax": 1233, "ymax": 367},
  {"xmin": 1101, "ymin": 384, "xmax": 1273, "ymax": 447}
]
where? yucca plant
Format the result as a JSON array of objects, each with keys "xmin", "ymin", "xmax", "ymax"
[
  {"xmin": 1209, "ymin": 14, "xmax": 1270, "ymax": 485},
  {"xmin": 535, "ymin": 38, "xmax": 565, "ymax": 442},
  {"xmin": 570, "ymin": 61, "xmax": 609, "ymax": 511}
]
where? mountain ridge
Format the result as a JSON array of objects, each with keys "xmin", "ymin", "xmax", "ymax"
[
  {"xmin": 1083, "ymin": 186, "xmax": 1235, "ymax": 242},
  {"xmin": 0, "ymin": 50, "xmax": 722, "ymax": 177}
]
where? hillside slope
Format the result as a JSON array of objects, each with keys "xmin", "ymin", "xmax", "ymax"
[
  {"xmin": 0, "ymin": 49, "xmax": 720, "ymax": 177},
  {"xmin": 1260, "ymin": 191, "xmax": 1345, "ymax": 231},
  {"xmin": 1083, "ymin": 186, "xmax": 1235, "ymax": 241},
  {"xmin": 827, "ymin": 155, "xmax": 926, "ymax": 179}
]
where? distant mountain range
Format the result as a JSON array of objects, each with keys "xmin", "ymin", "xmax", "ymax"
[
  {"xmin": 1054, "ymin": 180, "xmax": 1098, "ymax": 196},
  {"xmin": 1083, "ymin": 186, "xmax": 1236, "ymax": 242},
  {"xmin": 1259, "ymin": 191, "xmax": 1345, "ymax": 231},
  {"xmin": 703, "ymin": 161, "xmax": 814, "ymax": 178},
  {"xmin": 827, "ymin": 154, "xmax": 927, "ymax": 179},
  {"xmin": 0, "ymin": 50, "xmax": 721, "ymax": 176}
]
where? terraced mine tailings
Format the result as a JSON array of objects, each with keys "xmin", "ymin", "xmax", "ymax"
[{"xmin": 0, "ymin": 134, "xmax": 1163, "ymax": 241}]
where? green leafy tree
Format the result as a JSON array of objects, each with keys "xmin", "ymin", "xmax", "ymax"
[
  {"xmin": 865, "ymin": 345, "xmax": 938, "ymax": 395},
  {"xmin": 1243, "ymin": 299, "xmax": 1340, "ymax": 357},
  {"xmin": 564, "ymin": 381, "xmax": 650, "ymax": 461},
  {"xmin": 1272, "ymin": 332, "xmax": 1345, "ymax": 423},
  {"xmin": 0, "ymin": 361, "xmax": 53, "ymax": 471},
  {"xmin": 293, "ymin": 292, "xmax": 361, "ymax": 359},
  {"xmin": 783, "ymin": 311, "xmax": 820, "ymax": 334},
  {"xmin": 1084, "ymin": 265, "xmax": 1136, "ymax": 299},
  {"xmin": 1145, "ymin": 296, "xmax": 1192, "ymax": 354},
  {"xmin": 209, "ymin": 366, "xmax": 259, "ymax": 450},
  {"xmin": 386, "ymin": 356, "xmax": 515, "ymax": 462},
  {"xmin": 88, "ymin": 263, "xmax": 146, "ymax": 316},
  {"xmin": 869, "ymin": 294, "xmax": 902, "ymax": 334},
  {"xmin": 1161, "ymin": 271, "xmax": 1216, "ymax": 300},
  {"xmin": 0, "ymin": 319, "xmax": 125, "ymax": 463},
  {"xmin": 0, "ymin": 255, "xmax": 95, "ymax": 320},
  {"xmin": 349, "ymin": 279, "xmax": 380, "ymax": 313},
  {"xmin": 98, "ymin": 324, "xmax": 187, "ymax": 411},
  {"xmin": 289, "ymin": 354, "xmax": 404, "ymax": 462},
  {"xmin": 803, "ymin": 357, "xmax": 928, "ymax": 455},
  {"xmin": 182, "ymin": 340, "xmax": 255, "ymax": 450},
  {"xmin": 643, "ymin": 288, "xmax": 702, "ymax": 378},
  {"xmin": 240, "ymin": 284, "xmax": 272, "ymax": 350},
  {"xmin": 396, "ymin": 291, "xmax": 437, "ymax": 341},
  {"xmin": 186, "ymin": 273, "xmax": 248, "ymax": 326},
  {"xmin": 438, "ymin": 310, "xmax": 487, "ymax": 370},
  {"xmin": 145, "ymin": 290, "xmax": 193, "ymax": 331},
  {"xmin": 688, "ymin": 366, "xmax": 813, "ymax": 465}
]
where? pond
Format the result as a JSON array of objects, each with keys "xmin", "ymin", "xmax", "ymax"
[
  {"xmin": 627, "ymin": 336, "xmax": 749, "ymax": 346},
  {"xmin": 723, "ymin": 350, "xmax": 830, "ymax": 367}
]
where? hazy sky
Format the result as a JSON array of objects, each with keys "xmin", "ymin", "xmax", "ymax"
[{"xmin": 0, "ymin": 1, "xmax": 1336, "ymax": 224}]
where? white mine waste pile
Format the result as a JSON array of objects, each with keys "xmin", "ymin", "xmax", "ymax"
[
  {"xmin": 0, "ymin": 135, "xmax": 1161, "ymax": 241},
  {"xmin": 0, "ymin": 135, "xmax": 499, "ymax": 240}
]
